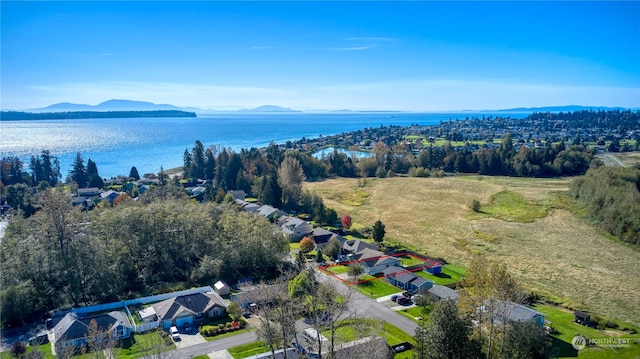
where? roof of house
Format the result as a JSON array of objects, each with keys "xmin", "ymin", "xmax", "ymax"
[
  {"xmin": 257, "ymin": 205, "xmax": 284, "ymax": 218},
  {"xmin": 312, "ymin": 227, "xmax": 335, "ymax": 245},
  {"xmin": 423, "ymin": 259, "xmax": 442, "ymax": 268},
  {"xmin": 152, "ymin": 292, "xmax": 226, "ymax": 321},
  {"xmin": 229, "ymin": 190, "xmax": 246, "ymax": 200},
  {"xmin": 214, "ymin": 281, "xmax": 228, "ymax": 291},
  {"xmin": 408, "ymin": 276, "xmax": 431, "ymax": 289},
  {"xmin": 100, "ymin": 190, "xmax": 119, "ymax": 199},
  {"xmin": 54, "ymin": 311, "xmax": 131, "ymax": 343},
  {"xmin": 481, "ymin": 300, "xmax": 545, "ymax": 324},
  {"xmin": 394, "ymin": 271, "xmax": 418, "ymax": 285},
  {"xmin": 342, "ymin": 239, "xmax": 378, "ymax": 254},
  {"xmin": 241, "ymin": 203, "xmax": 261, "ymax": 213},
  {"xmin": 427, "ymin": 285, "xmax": 458, "ymax": 300},
  {"xmin": 382, "ymin": 266, "xmax": 407, "ymax": 277}
]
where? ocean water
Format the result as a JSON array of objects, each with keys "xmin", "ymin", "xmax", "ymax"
[{"xmin": 0, "ymin": 112, "xmax": 527, "ymax": 178}]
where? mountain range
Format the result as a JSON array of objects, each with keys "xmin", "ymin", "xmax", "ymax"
[
  {"xmin": 21, "ymin": 100, "xmax": 638, "ymax": 114},
  {"xmin": 27, "ymin": 100, "xmax": 300, "ymax": 114}
]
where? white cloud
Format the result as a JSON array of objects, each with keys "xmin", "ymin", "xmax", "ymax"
[{"xmin": 329, "ymin": 44, "xmax": 377, "ymax": 51}]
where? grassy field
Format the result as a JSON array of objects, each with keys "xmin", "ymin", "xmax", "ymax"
[
  {"xmin": 325, "ymin": 264, "xmax": 350, "ymax": 274},
  {"xmin": 305, "ymin": 176, "xmax": 640, "ymax": 327},
  {"xmin": 533, "ymin": 303, "xmax": 640, "ymax": 358},
  {"xmin": 613, "ymin": 152, "xmax": 640, "ymax": 167}
]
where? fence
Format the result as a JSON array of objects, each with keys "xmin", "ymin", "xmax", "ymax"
[{"xmin": 52, "ymin": 286, "xmax": 218, "ymax": 333}]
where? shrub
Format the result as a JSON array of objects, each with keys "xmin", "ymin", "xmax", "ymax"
[{"xmin": 469, "ymin": 199, "xmax": 481, "ymax": 212}]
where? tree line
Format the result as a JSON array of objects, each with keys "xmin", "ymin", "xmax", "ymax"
[
  {"xmin": 0, "ymin": 186, "xmax": 290, "ymax": 327},
  {"xmin": 569, "ymin": 166, "xmax": 640, "ymax": 246}
]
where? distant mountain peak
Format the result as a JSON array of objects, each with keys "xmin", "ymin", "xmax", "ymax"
[
  {"xmin": 237, "ymin": 105, "xmax": 301, "ymax": 113},
  {"xmin": 29, "ymin": 99, "xmax": 181, "ymax": 113}
]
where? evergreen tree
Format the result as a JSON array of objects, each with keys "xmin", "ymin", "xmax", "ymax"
[
  {"xmin": 70, "ymin": 152, "xmax": 88, "ymax": 188},
  {"xmin": 372, "ymin": 220, "xmax": 386, "ymax": 243},
  {"xmin": 129, "ymin": 166, "xmax": 140, "ymax": 180}
]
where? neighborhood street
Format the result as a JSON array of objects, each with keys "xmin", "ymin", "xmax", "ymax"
[{"xmin": 160, "ymin": 267, "xmax": 418, "ymax": 358}]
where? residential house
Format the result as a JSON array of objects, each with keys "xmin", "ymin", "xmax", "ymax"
[
  {"xmin": 479, "ymin": 300, "xmax": 546, "ymax": 328},
  {"xmin": 229, "ymin": 190, "xmax": 247, "ymax": 200},
  {"xmin": 256, "ymin": 205, "xmax": 285, "ymax": 221},
  {"xmin": 392, "ymin": 272, "xmax": 433, "ymax": 293},
  {"xmin": 353, "ymin": 248, "xmax": 401, "ymax": 276},
  {"xmin": 278, "ymin": 216, "xmax": 313, "ymax": 241},
  {"xmin": 342, "ymin": 239, "xmax": 378, "ymax": 255},
  {"xmin": 311, "ymin": 227, "xmax": 338, "ymax": 251},
  {"xmin": 426, "ymin": 285, "xmax": 458, "ymax": 301},
  {"xmin": 100, "ymin": 190, "xmax": 121, "ymax": 204},
  {"xmin": 77, "ymin": 187, "xmax": 101, "ymax": 197},
  {"xmin": 152, "ymin": 292, "xmax": 227, "ymax": 329},
  {"xmin": 53, "ymin": 311, "xmax": 132, "ymax": 354},
  {"xmin": 423, "ymin": 260, "xmax": 442, "ymax": 275}
]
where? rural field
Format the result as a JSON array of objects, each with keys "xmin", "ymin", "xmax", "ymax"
[{"xmin": 305, "ymin": 175, "xmax": 640, "ymax": 327}]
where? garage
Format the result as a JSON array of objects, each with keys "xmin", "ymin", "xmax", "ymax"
[{"xmin": 175, "ymin": 315, "xmax": 194, "ymax": 328}]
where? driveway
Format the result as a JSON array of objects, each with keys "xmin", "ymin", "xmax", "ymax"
[{"xmin": 173, "ymin": 331, "xmax": 207, "ymax": 348}]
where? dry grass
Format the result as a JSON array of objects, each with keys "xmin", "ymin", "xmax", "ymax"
[
  {"xmin": 614, "ymin": 152, "xmax": 640, "ymax": 167},
  {"xmin": 305, "ymin": 176, "xmax": 640, "ymax": 326}
]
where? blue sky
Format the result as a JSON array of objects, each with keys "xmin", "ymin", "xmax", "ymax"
[{"xmin": 1, "ymin": 1, "xmax": 639, "ymax": 111}]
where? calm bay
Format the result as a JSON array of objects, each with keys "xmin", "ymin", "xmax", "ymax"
[{"xmin": 0, "ymin": 112, "xmax": 527, "ymax": 178}]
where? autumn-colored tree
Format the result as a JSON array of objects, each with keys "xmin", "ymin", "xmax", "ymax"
[
  {"xmin": 341, "ymin": 215, "xmax": 352, "ymax": 230},
  {"xmin": 299, "ymin": 236, "xmax": 315, "ymax": 254}
]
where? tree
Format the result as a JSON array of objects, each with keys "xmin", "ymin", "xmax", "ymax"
[
  {"xmin": 500, "ymin": 321, "xmax": 550, "ymax": 359},
  {"xmin": 129, "ymin": 166, "xmax": 140, "ymax": 180},
  {"xmin": 469, "ymin": 199, "xmax": 481, "ymax": 212},
  {"xmin": 372, "ymin": 220, "xmax": 386, "ymax": 244},
  {"xmin": 10, "ymin": 341, "xmax": 26, "ymax": 358},
  {"xmin": 423, "ymin": 300, "xmax": 478, "ymax": 359},
  {"xmin": 341, "ymin": 215, "xmax": 352, "ymax": 230},
  {"xmin": 227, "ymin": 301, "xmax": 242, "ymax": 322},
  {"xmin": 299, "ymin": 236, "xmax": 315, "ymax": 254},
  {"xmin": 278, "ymin": 156, "xmax": 306, "ymax": 207},
  {"xmin": 69, "ymin": 152, "xmax": 87, "ymax": 188},
  {"xmin": 323, "ymin": 236, "xmax": 341, "ymax": 260},
  {"xmin": 347, "ymin": 263, "xmax": 364, "ymax": 283},
  {"xmin": 315, "ymin": 250, "xmax": 324, "ymax": 263}
]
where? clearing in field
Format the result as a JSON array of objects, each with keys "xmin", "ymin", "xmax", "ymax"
[{"xmin": 305, "ymin": 176, "xmax": 640, "ymax": 327}]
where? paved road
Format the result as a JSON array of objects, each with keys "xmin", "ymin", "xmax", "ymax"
[
  {"xmin": 596, "ymin": 153, "xmax": 628, "ymax": 167},
  {"xmin": 315, "ymin": 269, "xmax": 419, "ymax": 337},
  {"xmin": 161, "ymin": 331, "xmax": 257, "ymax": 358},
  {"xmin": 160, "ymin": 267, "xmax": 418, "ymax": 358}
]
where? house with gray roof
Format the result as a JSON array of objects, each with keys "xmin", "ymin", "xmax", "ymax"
[
  {"xmin": 53, "ymin": 311, "xmax": 132, "ymax": 354},
  {"xmin": 152, "ymin": 292, "xmax": 227, "ymax": 329},
  {"xmin": 256, "ymin": 205, "xmax": 285, "ymax": 220},
  {"xmin": 426, "ymin": 285, "xmax": 458, "ymax": 301},
  {"xmin": 278, "ymin": 216, "xmax": 313, "ymax": 241},
  {"xmin": 352, "ymin": 248, "xmax": 401, "ymax": 276},
  {"xmin": 479, "ymin": 300, "xmax": 546, "ymax": 328}
]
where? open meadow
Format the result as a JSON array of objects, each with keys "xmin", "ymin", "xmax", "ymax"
[{"xmin": 305, "ymin": 176, "xmax": 640, "ymax": 327}]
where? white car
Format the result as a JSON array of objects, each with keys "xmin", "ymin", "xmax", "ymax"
[{"xmin": 170, "ymin": 326, "xmax": 180, "ymax": 341}]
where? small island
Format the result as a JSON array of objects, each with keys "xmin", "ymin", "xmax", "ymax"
[{"xmin": 0, "ymin": 110, "xmax": 197, "ymax": 121}]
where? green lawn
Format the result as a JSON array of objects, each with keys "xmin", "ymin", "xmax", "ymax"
[
  {"xmin": 398, "ymin": 306, "xmax": 431, "ymax": 323},
  {"xmin": 320, "ymin": 319, "xmax": 416, "ymax": 359},
  {"xmin": 399, "ymin": 255, "xmax": 424, "ymax": 267},
  {"xmin": 0, "ymin": 342, "xmax": 55, "ymax": 359},
  {"xmin": 355, "ymin": 279, "xmax": 401, "ymax": 298},
  {"xmin": 468, "ymin": 190, "xmax": 550, "ymax": 223},
  {"xmin": 533, "ymin": 303, "xmax": 640, "ymax": 359},
  {"xmin": 325, "ymin": 265, "xmax": 350, "ymax": 274},
  {"xmin": 289, "ymin": 242, "xmax": 300, "ymax": 250},
  {"xmin": 415, "ymin": 264, "xmax": 465, "ymax": 286},
  {"xmin": 112, "ymin": 330, "xmax": 174, "ymax": 359},
  {"xmin": 227, "ymin": 341, "xmax": 268, "ymax": 358}
]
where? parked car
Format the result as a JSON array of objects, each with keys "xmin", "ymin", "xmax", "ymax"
[
  {"xmin": 397, "ymin": 297, "xmax": 411, "ymax": 305},
  {"xmin": 391, "ymin": 295, "xmax": 399, "ymax": 302},
  {"xmin": 402, "ymin": 291, "xmax": 412, "ymax": 298},
  {"xmin": 170, "ymin": 326, "xmax": 180, "ymax": 341}
]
